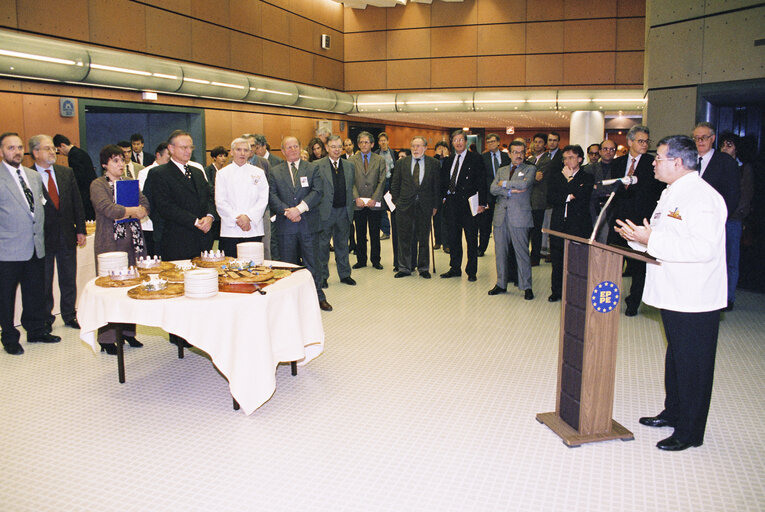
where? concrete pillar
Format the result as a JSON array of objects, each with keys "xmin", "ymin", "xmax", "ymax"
[{"xmin": 570, "ymin": 111, "xmax": 605, "ymax": 151}]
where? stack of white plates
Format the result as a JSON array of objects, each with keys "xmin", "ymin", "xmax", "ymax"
[
  {"xmin": 237, "ymin": 241, "xmax": 264, "ymax": 265},
  {"xmin": 97, "ymin": 251, "xmax": 129, "ymax": 277},
  {"xmin": 184, "ymin": 268, "xmax": 218, "ymax": 299}
]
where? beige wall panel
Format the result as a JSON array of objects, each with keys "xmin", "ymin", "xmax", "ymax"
[
  {"xmin": 314, "ymin": 56, "xmax": 343, "ymax": 91},
  {"xmin": 345, "ymin": 32, "xmax": 387, "ymax": 62},
  {"xmin": 262, "ymin": 40, "xmax": 291, "ymax": 79},
  {"xmin": 290, "ymin": 117, "xmax": 318, "ymax": 149},
  {"xmin": 431, "ymin": 57, "xmax": 477, "ymax": 88},
  {"xmin": 618, "ymin": 0, "xmax": 645, "ymax": 17},
  {"xmin": 232, "ymin": 111, "xmax": 263, "ymax": 139},
  {"xmin": 267, "ymin": 0, "xmax": 290, "ymax": 9},
  {"xmin": 0, "ymin": 92, "xmax": 25, "ymax": 137},
  {"xmin": 525, "ymin": 53, "xmax": 563, "ymax": 85},
  {"xmin": 289, "ymin": 48, "xmax": 314, "ymax": 85},
  {"xmin": 261, "ymin": 2, "xmax": 290, "ymax": 46},
  {"xmin": 22, "ymin": 94, "xmax": 79, "ymax": 145},
  {"xmin": 431, "ymin": 26, "xmax": 477, "ymax": 58},
  {"xmin": 313, "ymin": 25, "xmax": 343, "ymax": 61},
  {"xmin": 205, "ymin": 109, "xmax": 233, "ymax": 150},
  {"xmin": 17, "ymin": 0, "xmax": 89, "ymax": 41},
  {"xmin": 563, "ymin": 52, "xmax": 615, "ymax": 84},
  {"xmin": 431, "ymin": 0, "xmax": 478, "ymax": 27},
  {"xmin": 477, "ymin": 0, "xmax": 527, "ymax": 24},
  {"xmin": 89, "ymin": 0, "xmax": 146, "ymax": 52},
  {"xmin": 143, "ymin": 0, "xmax": 190, "ymax": 15},
  {"xmin": 564, "ymin": 19, "xmax": 615, "ymax": 52},
  {"xmin": 526, "ymin": 0, "xmax": 564, "ymax": 21},
  {"xmin": 644, "ymin": 20, "xmax": 703, "ymax": 89},
  {"xmin": 344, "ymin": 61, "xmax": 386, "ymax": 91},
  {"xmin": 387, "ymin": 3, "xmax": 431, "ymax": 29},
  {"xmin": 615, "ymin": 51, "xmax": 644, "ymax": 84},
  {"xmin": 616, "ymin": 18, "xmax": 645, "ymax": 51},
  {"xmin": 644, "ymin": 87, "xmax": 696, "ymax": 138},
  {"xmin": 477, "ymin": 24, "xmax": 526, "ymax": 55},
  {"xmin": 704, "ymin": 0, "xmax": 761, "ymax": 15},
  {"xmin": 344, "ymin": 6, "xmax": 387, "ymax": 33},
  {"xmin": 318, "ymin": 0, "xmax": 345, "ymax": 28},
  {"xmin": 387, "ymin": 59, "xmax": 430, "ymax": 90},
  {"xmin": 476, "ymin": 55, "xmax": 526, "ymax": 86},
  {"xmin": 289, "ymin": 14, "xmax": 314, "ymax": 52},
  {"xmin": 229, "ymin": 0, "xmax": 262, "ymax": 34},
  {"xmin": 646, "ymin": 0, "xmax": 704, "ymax": 27},
  {"xmin": 146, "ymin": 9, "xmax": 191, "ymax": 61},
  {"xmin": 526, "ymin": 22, "xmax": 564, "ymax": 53},
  {"xmin": 192, "ymin": 0, "xmax": 229, "ymax": 26},
  {"xmin": 230, "ymin": 32, "xmax": 264, "ymax": 76},
  {"xmin": 191, "ymin": 20, "xmax": 231, "ymax": 68},
  {"xmin": 565, "ymin": 0, "xmax": 616, "ymax": 19},
  {"xmin": 388, "ymin": 29, "xmax": 431, "ymax": 60},
  {"xmin": 0, "ymin": 0, "xmax": 17, "ymax": 28},
  {"xmin": 264, "ymin": 114, "xmax": 292, "ymax": 144},
  {"xmin": 702, "ymin": 7, "xmax": 765, "ymax": 83}
]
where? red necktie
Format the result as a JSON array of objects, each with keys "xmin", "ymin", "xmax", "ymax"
[
  {"xmin": 46, "ymin": 169, "xmax": 59, "ymax": 209},
  {"xmin": 509, "ymin": 165, "xmax": 517, "ymax": 179}
]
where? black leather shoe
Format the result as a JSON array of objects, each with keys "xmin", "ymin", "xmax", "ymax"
[
  {"xmin": 440, "ymin": 269, "xmax": 460, "ymax": 278},
  {"xmin": 319, "ymin": 299, "xmax": 333, "ymax": 311},
  {"xmin": 3, "ymin": 343, "xmax": 24, "ymax": 355},
  {"xmin": 64, "ymin": 319, "xmax": 81, "ymax": 329},
  {"xmin": 352, "ymin": 262, "xmax": 366, "ymax": 269},
  {"xmin": 657, "ymin": 435, "xmax": 701, "ymax": 451},
  {"xmin": 372, "ymin": 263, "xmax": 384, "ymax": 270},
  {"xmin": 393, "ymin": 266, "xmax": 399, "ymax": 271},
  {"xmin": 321, "ymin": 279, "xmax": 328, "ymax": 289},
  {"xmin": 639, "ymin": 416, "xmax": 673, "ymax": 428},
  {"xmin": 100, "ymin": 343, "xmax": 118, "ymax": 355},
  {"xmin": 524, "ymin": 289, "xmax": 534, "ymax": 300},
  {"xmin": 433, "ymin": 244, "xmax": 441, "ymax": 250},
  {"xmin": 28, "ymin": 333, "xmax": 61, "ymax": 343},
  {"xmin": 340, "ymin": 277, "xmax": 356, "ymax": 285},
  {"xmin": 467, "ymin": 275, "xmax": 477, "ymax": 282},
  {"xmin": 394, "ymin": 271, "xmax": 410, "ymax": 278},
  {"xmin": 124, "ymin": 336, "xmax": 143, "ymax": 348},
  {"xmin": 548, "ymin": 294, "xmax": 561, "ymax": 302},
  {"xmin": 488, "ymin": 285, "xmax": 506, "ymax": 296},
  {"xmin": 625, "ymin": 305, "xmax": 638, "ymax": 317},
  {"xmin": 419, "ymin": 271, "xmax": 431, "ymax": 279},
  {"xmin": 443, "ymin": 247, "xmax": 450, "ymax": 254},
  {"xmin": 477, "ymin": 250, "xmax": 485, "ymax": 257}
]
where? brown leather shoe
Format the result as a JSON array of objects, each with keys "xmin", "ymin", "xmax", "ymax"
[{"xmin": 319, "ymin": 299, "xmax": 333, "ymax": 311}]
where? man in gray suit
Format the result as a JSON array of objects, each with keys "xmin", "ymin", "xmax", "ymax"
[
  {"xmin": 268, "ymin": 136, "xmax": 332, "ymax": 311},
  {"xmin": 391, "ymin": 136, "xmax": 440, "ymax": 278},
  {"xmin": 350, "ymin": 131, "xmax": 386, "ymax": 270},
  {"xmin": 488, "ymin": 140, "xmax": 536, "ymax": 300},
  {"xmin": 0, "ymin": 132, "xmax": 60, "ymax": 355},
  {"xmin": 30, "ymin": 134, "xmax": 87, "ymax": 330},
  {"xmin": 316, "ymin": 135, "xmax": 356, "ymax": 288}
]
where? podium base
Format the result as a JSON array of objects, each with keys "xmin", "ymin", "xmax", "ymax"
[{"xmin": 536, "ymin": 412, "xmax": 634, "ymax": 447}]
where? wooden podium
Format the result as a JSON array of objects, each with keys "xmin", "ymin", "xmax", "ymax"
[{"xmin": 536, "ymin": 229, "xmax": 657, "ymax": 447}]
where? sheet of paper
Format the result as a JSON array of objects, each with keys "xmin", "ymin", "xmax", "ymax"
[
  {"xmin": 384, "ymin": 191, "xmax": 395, "ymax": 211},
  {"xmin": 359, "ymin": 197, "xmax": 382, "ymax": 208},
  {"xmin": 468, "ymin": 192, "xmax": 479, "ymax": 217}
]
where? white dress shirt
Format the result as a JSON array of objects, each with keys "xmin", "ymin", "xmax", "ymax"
[
  {"xmin": 138, "ymin": 162, "xmax": 159, "ymax": 231},
  {"xmin": 215, "ymin": 161, "xmax": 269, "ymax": 237},
  {"xmin": 698, "ymin": 148, "xmax": 714, "ymax": 177}
]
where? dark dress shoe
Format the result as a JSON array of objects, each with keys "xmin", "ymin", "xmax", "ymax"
[
  {"xmin": 419, "ymin": 271, "xmax": 431, "ymax": 279},
  {"xmin": 488, "ymin": 285, "xmax": 506, "ymax": 296},
  {"xmin": 544, "ymin": 255, "xmax": 552, "ymax": 263},
  {"xmin": 340, "ymin": 277, "xmax": 356, "ymax": 285},
  {"xmin": 467, "ymin": 275, "xmax": 477, "ymax": 282},
  {"xmin": 124, "ymin": 336, "xmax": 143, "ymax": 348},
  {"xmin": 393, "ymin": 266, "xmax": 399, "ymax": 271},
  {"xmin": 28, "ymin": 333, "xmax": 61, "ymax": 343},
  {"xmin": 319, "ymin": 299, "xmax": 333, "ymax": 311},
  {"xmin": 329, "ymin": 243, "xmax": 334, "ymax": 252},
  {"xmin": 394, "ymin": 271, "xmax": 411, "ymax": 278},
  {"xmin": 372, "ymin": 263, "xmax": 384, "ymax": 270},
  {"xmin": 477, "ymin": 250, "xmax": 485, "ymax": 257},
  {"xmin": 625, "ymin": 305, "xmax": 638, "ymax": 317},
  {"xmin": 100, "ymin": 343, "xmax": 118, "ymax": 355},
  {"xmin": 657, "ymin": 435, "xmax": 701, "ymax": 451},
  {"xmin": 440, "ymin": 269, "xmax": 461, "ymax": 278},
  {"xmin": 352, "ymin": 262, "xmax": 366, "ymax": 269},
  {"xmin": 639, "ymin": 416, "xmax": 673, "ymax": 428},
  {"xmin": 524, "ymin": 289, "xmax": 534, "ymax": 300},
  {"xmin": 64, "ymin": 319, "xmax": 81, "ymax": 329},
  {"xmin": 530, "ymin": 259, "xmax": 540, "ymax": 267},
  {"xmin": 443, "ymin": 247, "xmax": 450, "ymax": 254},
  {"xmin": 321, "ymin": 279, "xmax": 328, "ymax": 289},
  {"xmin": 548, "ymin": 294, "xmax": 561, "ymax": 302},
  {"xmin": 433, "ymin": 244, "xmax": 441, "ymax": 250},
  {"xmin": 3, "ymin": 343, "xmax": 24, "ymax": 355}
]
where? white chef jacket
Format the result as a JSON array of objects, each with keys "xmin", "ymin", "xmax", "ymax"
[
  {"xmin": 628, "ymin": 172, "xmax": 727, "ymax": 312},
  {"xmin": 215, "ymin": 162, "xmax": 269, "ymax": 237}
]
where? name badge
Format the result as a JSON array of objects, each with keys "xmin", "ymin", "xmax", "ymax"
[{"xmin": 300, "ymin": 176, "xmax": 309, "ymax": 187}]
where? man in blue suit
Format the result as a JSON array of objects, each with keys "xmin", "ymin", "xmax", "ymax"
[{"xmin": 268, "ymin": 136, "xmax": 332, "ymax": 312}]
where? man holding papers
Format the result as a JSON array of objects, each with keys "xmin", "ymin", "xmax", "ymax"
[{"xmin": 350, "ymin": 131, "xmax": 386, "ymax": 270}]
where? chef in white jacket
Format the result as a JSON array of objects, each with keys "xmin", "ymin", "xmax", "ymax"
[{"xmin": 616, "ymin": 134, "xmax": 727, "ymax": 452}]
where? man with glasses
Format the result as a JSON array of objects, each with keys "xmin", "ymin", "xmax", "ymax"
[
  {"xmin": 609, "ymin": 125, "xmax": 665, "ymax": 317},
  {"xmin": 479, "ymin": 133, "xmax": 510, "ymax": 257},
  {"xmin": 350, "ymin": 131, "xmax": 386, "ymax": 270},
  {"xmin": 582, "ymin": 143, "xmax": 601, "ymax": 174},
  {"xmin": 589, "ymin": 139, "xmax": 619, "ymax": 242}
]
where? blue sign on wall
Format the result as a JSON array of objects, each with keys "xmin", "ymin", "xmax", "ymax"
[{"xmin": 591, "ymin": 281, "xmax": 620, "ymax": 313}]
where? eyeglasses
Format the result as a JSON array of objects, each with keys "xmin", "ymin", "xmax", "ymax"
[
  {"xmin": 654, "ymin": 155, "xmax": 677, "ymax": 163},
  {"xmin": 601, "ymin": 147, "xmax": 616, "ymax": 152},
  {"xmin": 693, "ymin": 135, "xmax": 712, "ymax": 142},
  {"xmin": 634, "ymin": 139, "xmax": 651, "ymax": 145},
  {"xmin": 587, "ymin": 151, "xmax": 599, "ymax": 156}
]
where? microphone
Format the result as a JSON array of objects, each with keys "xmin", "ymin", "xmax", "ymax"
[{"xmin": 600, "ymin": 176, "xmax": 637, "ymax": 186}]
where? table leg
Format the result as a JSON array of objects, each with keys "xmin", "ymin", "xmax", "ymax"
[
  {"xmin": 116, "ymin": 325, "xmax": 125, "ymax": 384},
  {"xmin": 232, "ymin": 397, "xmax": 240, "ymax": 410},
  {"xmin": 178, "ymin": 343, "xmax": 184, "ymax": 359},
  {"xmin": 291, "ymin": 361, "xmax": 297, "ymax": 376}
]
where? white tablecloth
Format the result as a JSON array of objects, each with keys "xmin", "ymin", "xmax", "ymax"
[{"xmin": 77, "ymin": 262, "xmax": 324, "ymax": 415}]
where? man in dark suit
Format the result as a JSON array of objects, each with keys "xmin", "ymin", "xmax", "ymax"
[
  {"xmin": 30, "ymin": 134, "xmax": 87, "ymax": 330},
  {"xmin": 528, "ymin": 132, "xmax": 562, "ymax": 265},
  {"xmin": 245, "ymin": 133, "xmax": 279, "ymax": 260},
  {"xmin": 608, "ymin": 125, "xmax": 664, "ymax": 316},
  {"xmin": 53, "ymin": 134, "xmax": 97, "ymax": 220},
  {"xmin": 130, "ymin": 133, "xmax": 155, "ymax": 167},
  {"xmin": 350, "ymin": 131, "xmax": 387, "ymax": 270},
  {"xmin": 440, "ymin": 129, "xmax": 488, "ymax": 281},
  {"xmin": 479, "ymin": 133, "xmax": 511, "ymax": 256},
  {"xmin": 252, "ymin": 134, "xmax": 283, "ymax": 169},
  {"xmin": 316, "ymin": 135, "xmax": 356, "ymax": 288},
  {"xmin": 268, "ymin": 136, "xmax": 331, "ymax": 311},
  {"xmin": 391, "ymin": 136, "xmax": 440, "ymax": 278},
  {"xmin": 547, "ymin": 145, "xmax": 594, "ymax": 302},
  {"xmin": 1, "ymin": 132, "xmax": 60, "ymax": 355}
]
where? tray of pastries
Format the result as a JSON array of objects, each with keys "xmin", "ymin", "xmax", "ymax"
[
  {"xmin": 127, "ymin": 282, "xmax": 185, "ymax": 300},
  {"xmin": 158, "ymin": 263, "xmax": 197, "ymax": 283},
  {"xmin": 191, "ymin": 255, "xmax": 235, "ymax": 268},
  {"xmin": 217, "ymin": 264, "xmax": 274, "ymax": 284},
  {"xmin": 95, "ymin": 275, "xmax": 148, "ymax": 288}
]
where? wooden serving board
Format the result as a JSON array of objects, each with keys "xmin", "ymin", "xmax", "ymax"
[
  {"xmin": 158, "ymin": 268, "xmax": 187, "ymax": 283},
  {"xmin": 217, "ymin": 268, "xmax": 274, "ymax": 284},
  {"xmin": 95, "ymin": 275, "xmax": 148, "ymax": 288},
  {"xmin": 136, "ymin": 261, "xmax": 175, "ymax": 274},
  {"xmin": 191, "ymin": 256, "xmax": 235, "ymax": 268},
  {"xmin": 127, "ymin": 283, "xmax": 185, "ymax": 299}
]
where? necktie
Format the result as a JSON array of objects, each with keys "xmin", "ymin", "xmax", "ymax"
[
  {"xmin": 363, "ymin": 154, "xmax": 368, "ymax": 171},
  {"xmin": 627, "ymin": 158, "xmax": 636, "ymax": 176},
  {"xmin": 448, "ymin": 154, "xmax": 461, "ymax": 194},
  {"xmin": 698, "ymin": 156, "xmax": 703, "ymax": 174},
  {"xmin": 184, "ymin": 164, "xmax": 192, "ymax": 180},
  {"xmin": 45, "ymin": 169, "xmax": 59, "ymax": 210},
  {"xmin": 290, "ymin": 162, "xmax": 298, "ymax": 185},
  {"xmin": 16, "ymin": 168, "xmax": 35, "ymax": 213},
  {"xmin": 494, "ymin": 153, "xmax": 500, "ymax": 178},
  {"xmin": 509, "ymin": 165, "xmax": 517, "ymax": 179},
  {"xmin": 414, "ymin": 158, "xmax": 422, "ymax": 184},
  {"xmin": 332, "ymin": 160, "xmax": 338, "ymax": 172}
]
